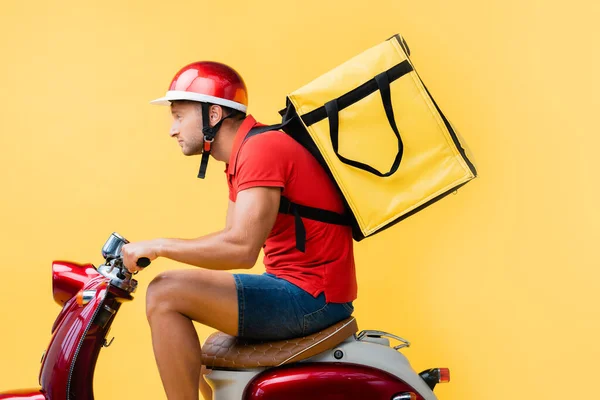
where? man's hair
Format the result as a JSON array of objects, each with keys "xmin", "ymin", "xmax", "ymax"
[
  {"xmin": 170, "ymin": 100, "xmax": 246, "ymax": 121},
  {"xmin": 193, "ymin": 102, "xmax": 246, "ymax": 121}
]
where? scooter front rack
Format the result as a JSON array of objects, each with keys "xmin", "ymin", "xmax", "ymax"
[{"xmin": 356, "ymin": 330, "xmax": 411, "ymax": 350}]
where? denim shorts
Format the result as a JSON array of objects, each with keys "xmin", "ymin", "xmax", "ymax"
[{"xmin": 233, "ymin": 273, "xmax": 354, "ymax": 340}]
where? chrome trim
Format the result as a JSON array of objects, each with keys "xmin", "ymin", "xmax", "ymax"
[
  {"xmin": 98, "ymin": 232, "xmax": 139, "ymax": 293},
  {"xmin": 111, "ymin": 232, "xmax": 127, "ymax": 242},
  {"xmin": 80, "ymin": 290, "xmax": 96, "ymax": 306},
  {"xmin": 101, "ymin": 232, "xmax": 129, "ymax": 259},
  {"xmin": 392, "ymin": 394, "xmax": 416, "ymax": 400},
  {"xmin": 356, "ymin": 330, "xmax": 411, "ymax": 350},
  {"xmin": 103, "ymin": 305, "xmax": 116, "ymax": 315}
]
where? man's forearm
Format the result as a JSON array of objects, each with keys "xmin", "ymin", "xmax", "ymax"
[{"xmin": 156, "ymin": 231, "xmax": 257, "ymax": 270}]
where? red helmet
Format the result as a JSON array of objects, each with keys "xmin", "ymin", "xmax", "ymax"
[{"xmin": 150, "ymin": 61, "xmax": 248, "ymax": 112}]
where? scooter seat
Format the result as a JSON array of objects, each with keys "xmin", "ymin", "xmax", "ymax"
[{"xmin": 201, "ymin": 317, "xmax": 358, "ymax": 369}]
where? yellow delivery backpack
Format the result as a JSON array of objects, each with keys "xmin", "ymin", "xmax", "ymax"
[{"xmin": 250, "ymin": 34, "xmax": 477, "ymax": 247}]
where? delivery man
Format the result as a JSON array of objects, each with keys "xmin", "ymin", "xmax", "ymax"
[{"xmin": 122, "ymin": 61, "xmax": 356, "ymax": 400}]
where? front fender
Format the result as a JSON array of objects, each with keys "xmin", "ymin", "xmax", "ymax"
[
  {"xmin": 0, "ymin": 388, "xmax": 46, "ymax": 399},
  {"xmin": 39, "ymin": 276, "xmax": 109, "ymax": 400}
]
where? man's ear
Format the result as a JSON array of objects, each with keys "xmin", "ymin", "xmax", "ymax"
[{"xmin": 208, "ymin": 104, "xmax": 223, "ymax": 127}]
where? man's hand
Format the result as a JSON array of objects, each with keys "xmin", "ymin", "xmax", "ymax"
[{"xmin": 121, "ymin": 239, "xmax": 162, "ymax": 273}]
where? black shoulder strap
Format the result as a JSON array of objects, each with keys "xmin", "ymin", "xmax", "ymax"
[
  {"xmin": 246, "ymin": 124, "xmax": 281, "ymax": 139},
  {"xmin": 245, "ymin": 126, "xmax": 351, "ymax": 252}
]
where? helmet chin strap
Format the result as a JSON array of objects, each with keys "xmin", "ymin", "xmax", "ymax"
[{"xmin": 197, "ymin": 103, "xmax": 236, "ymax": 179}]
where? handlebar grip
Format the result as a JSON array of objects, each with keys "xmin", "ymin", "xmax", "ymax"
[{"xmin": 136, "ymin": 257, "xmax": 151, "ymax": 268}]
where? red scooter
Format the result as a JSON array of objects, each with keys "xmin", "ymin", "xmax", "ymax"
[{"xmin": 0, "ymin": 233, "xmax": 450, "ymax": 400}]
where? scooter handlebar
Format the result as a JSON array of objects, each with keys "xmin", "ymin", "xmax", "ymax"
[
  {"xmin": 114, "ymin": 257, "xmax": 150, "ymax": 280},
  {"xmin": 136, "ymin": 257, "xmax": 151, "ymax": 268}
]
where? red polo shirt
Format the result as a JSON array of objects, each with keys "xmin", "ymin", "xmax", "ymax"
[{"xmin": 226, "ymin": 115, "xmax": 357, "ymax": 303}]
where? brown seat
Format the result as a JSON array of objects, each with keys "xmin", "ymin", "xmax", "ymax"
[{"xmin": 201, "ymin": 317, "xmax": 358, "ymax": 369}]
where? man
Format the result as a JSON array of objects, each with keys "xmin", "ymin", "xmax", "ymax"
[{"xmin": 121, "ymin": 61, "xmax": 357, "ymax": 400}]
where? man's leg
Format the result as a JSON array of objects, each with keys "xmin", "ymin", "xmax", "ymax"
[{"xmin": 146, "ymin": 268, "xmax": 239, "ymax": 400}]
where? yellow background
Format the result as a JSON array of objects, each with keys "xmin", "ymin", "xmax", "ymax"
[{"xmin": 0, "ymin": 1, "xmax": 598, "ymax": 399}]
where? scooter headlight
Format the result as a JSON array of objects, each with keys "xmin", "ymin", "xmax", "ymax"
[{"xmin": 52, "ymin": 261, "xmax": 98, "ymax": 306}]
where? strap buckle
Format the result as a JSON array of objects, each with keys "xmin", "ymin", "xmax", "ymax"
[{"xmin": 203, "ymin": 135, "xmax": 214, "ymax": 153}]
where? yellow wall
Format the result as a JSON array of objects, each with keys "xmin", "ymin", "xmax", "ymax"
[{"xmin": 1, "ymin": 1, "xmax": 598, "ymax": 399}]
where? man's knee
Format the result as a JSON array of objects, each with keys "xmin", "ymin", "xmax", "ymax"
[{"xmin": 146, "ymin": 271, "xmax": 178, "ymax": 321}]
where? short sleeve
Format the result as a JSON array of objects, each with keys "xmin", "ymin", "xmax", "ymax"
[
  {"xmin": 235, "ymin": 132, "xmax": 291, "ymax": 193},
  {"xmin": 226, "ymin": 173, "xmax": 236, "ymax": 201}
]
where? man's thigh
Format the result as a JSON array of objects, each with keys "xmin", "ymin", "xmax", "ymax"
[{"xmin": 147, "ymin": 268, "xmax": 239, "ymax": 336}]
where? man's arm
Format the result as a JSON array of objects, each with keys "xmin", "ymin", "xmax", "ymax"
[
  {"xmin": 121, "ymin": 187, "xmax": 280, "ymax": 271},
  {"xmin": 225, "ymin": 200, "xmax": 235, "ymax": 231}
]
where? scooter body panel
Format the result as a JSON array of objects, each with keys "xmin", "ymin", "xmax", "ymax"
[
  {"xmin": 51, "ymin": 261, "xmax": 100, "ymax": 307},
  {"xmin": 209, "ymin": 336, "xmax": 438, "ymax": 400},
  {"xmin": 308, "ymin": 337, "xmax": 438, "ymax": 400},
  {"xmin": 39, "ymin": 276, "xmax": 109, "ymax": 400},
  {"xmin": 0, "ymin": 388, "xmax": 47, "ymax": 399},
  {"xmin": 243, "ymin": 363, "xmax": 422, "ymax": 400}
]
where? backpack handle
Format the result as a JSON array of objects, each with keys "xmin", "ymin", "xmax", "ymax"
[{"xmin": 325, "ymin": 71, "xmax": 404, "ymax": 177}]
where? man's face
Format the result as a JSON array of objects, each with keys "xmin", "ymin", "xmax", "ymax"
[{"xmin": 170, "ymin": 101, "xmax": 203, "ymax": 156}]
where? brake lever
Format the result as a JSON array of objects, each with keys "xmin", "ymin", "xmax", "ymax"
[
  {"xmin": 116, "ymin": 261, "xmax": 128, "ymax": 280},
  {"xmin": 110, "ymin": 255, "xmax": 151, "ymax": 280},
  {"xmin": 104, "ymin": 256, "xmax": 117, "ymax": 274}
]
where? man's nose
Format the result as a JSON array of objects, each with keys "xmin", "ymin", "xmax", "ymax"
[{"xmin": 170, "ymin": 123, "xmax": 179, "ymax": 137}]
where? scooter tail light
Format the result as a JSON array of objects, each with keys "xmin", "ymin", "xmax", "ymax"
[
  {"xmin": 438, "ymin": 368, "xmax": 450, "ymax": 383},
  {"xmin": 419, "ymin": 367, "xmax": 451, "ymax": 390}
]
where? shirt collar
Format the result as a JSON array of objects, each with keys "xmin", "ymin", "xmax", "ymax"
[{"xmin": 227, "ymin": 115, "xmax": 258, "ymax": 176}]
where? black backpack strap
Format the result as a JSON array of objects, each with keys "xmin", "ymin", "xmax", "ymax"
[
  {"xmin": 244, "ymin": 126, "xmax": 351, "ymax": 253},
  {"xmin": 279, "ymin": 197, "xmax": 350, "ymax": 226},
  {"xmin": 278, "ymin": 197, "xmax": 351, "ymax": 253}
]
